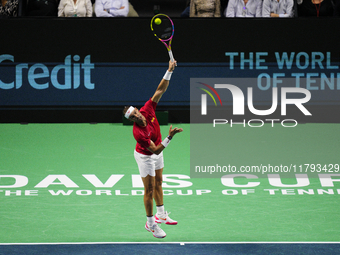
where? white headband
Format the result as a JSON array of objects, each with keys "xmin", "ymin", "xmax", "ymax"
[{"xmin": 124, "ymin": 106, "xmax": 135, "ymax": 119}]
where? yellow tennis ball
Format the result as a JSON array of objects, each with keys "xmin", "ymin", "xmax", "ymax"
[{"xmin": 155, "ymin": 18, "xmax": 162, "ymax": 25}]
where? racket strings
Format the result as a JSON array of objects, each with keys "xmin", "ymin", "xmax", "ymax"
[
  {"xmin": 160, "ymin": 32, "xmax": 172, "ymax": 40},
  {"xmin": 152, "ymin": 17, "xmax": 173, "ymax": 40}
]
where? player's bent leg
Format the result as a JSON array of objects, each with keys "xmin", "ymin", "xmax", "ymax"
[
  {"xmin": 154, "ymin": 168, "xmax": 178, "ymax": 225},
  {"xmin": 142, "ymin": 174, "xmax": 167, "ymax": 238},
  {"xmin": 141, "ymin": 175, "xmax": 155, "ymax": 217},
  {"xmin": 154, "ymin": 168, "xmax": 163, "ymax": 206}
]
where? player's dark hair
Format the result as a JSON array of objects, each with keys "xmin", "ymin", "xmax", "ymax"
[{"xmin": 123, "ymin": 106, "xmax": 130, "ymax": 115}]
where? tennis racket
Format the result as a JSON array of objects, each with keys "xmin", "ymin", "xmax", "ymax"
[{"xmin": 150, "ymin": 14, "xmax": 175, "ymax": 62}]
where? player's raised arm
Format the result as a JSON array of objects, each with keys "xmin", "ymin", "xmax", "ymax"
[{"xmin": 151, "ymin": 60, "xmax": 177, "ymax": 104}]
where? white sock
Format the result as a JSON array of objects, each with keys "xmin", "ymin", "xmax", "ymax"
[
  {"xmin": 156, "ymin": 205, "xmax": 165, "ymax": 215},
  {"xmin": 147, "ymin": 216, "xmax": 155, "ymax": 227}
]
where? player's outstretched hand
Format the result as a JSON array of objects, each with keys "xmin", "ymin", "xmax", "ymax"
[
  {"xmin": 169, "ymin": 124, "xmax": 183, "ymax": 138},
  {"xmin": 168, "ymin": 60, "xmax": 177, "ymax": 72}
]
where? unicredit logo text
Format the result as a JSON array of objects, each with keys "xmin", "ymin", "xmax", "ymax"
[{"xmin": 0, "ymin": 54, "xmax": 95, "ymax": 90}]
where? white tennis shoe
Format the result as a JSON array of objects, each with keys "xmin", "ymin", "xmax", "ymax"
[
  {"xmin": 155, "ymin": 211, "xmax": 178, "ymax": 225},
  {"xmin": 145, "ymin": 222, "xmax": 166, "ymax": 238}
]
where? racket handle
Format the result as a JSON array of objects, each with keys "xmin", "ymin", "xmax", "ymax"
[{"xmin": 168, "ymin": 50, "xmax": 174, "ymax": 62}]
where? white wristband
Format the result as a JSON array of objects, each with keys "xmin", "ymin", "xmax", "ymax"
[
  {"xmin": 161, "ymin": 137, "xmax": 171, "ymax": 148},
  {"xmin": 163, "ymin": 70, "xmax": 173, "ymax": 81}
]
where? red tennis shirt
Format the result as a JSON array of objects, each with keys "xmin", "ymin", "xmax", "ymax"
[{"xmin": 133, "ymin": 99, "xmax": 162, "ymax": 155}]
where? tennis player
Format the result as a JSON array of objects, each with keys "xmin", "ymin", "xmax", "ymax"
[{"xmin": 123, "ymin": 60, "xmax": 183, "ymax": 238}]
